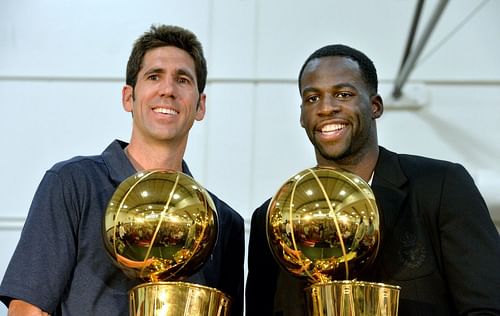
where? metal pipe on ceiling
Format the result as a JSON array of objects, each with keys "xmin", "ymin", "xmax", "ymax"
[{"xmin": 392, "ymin": 0, "xmax": 449, "ymax": 99}]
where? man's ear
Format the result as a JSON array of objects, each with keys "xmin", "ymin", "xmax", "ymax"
[
  {"xmin": 371, "ymin": 94, "xmax": 384, "ymax": 119},
  {"xmin": 195, "ymin": 93, "xmax": 206, "ymax": 121},
  {"xmin": 122, "ymin": 85, "xmax": 134, "ymax": 113}
]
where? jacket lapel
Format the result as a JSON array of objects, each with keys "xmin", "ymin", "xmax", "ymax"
[{"xmin": 371, "ymin": 147, "xmax": 408, "ymax": 243}]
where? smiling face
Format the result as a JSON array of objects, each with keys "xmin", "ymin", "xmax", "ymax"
[
  {"xmin": 299, "ymin": 56, "xmax": 382, "ymax": 168},
  {"xmin": 122, "ymin": 46, "xmax": 205, "ymax": 148}
]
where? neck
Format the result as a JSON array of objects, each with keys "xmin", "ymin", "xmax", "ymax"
[
  {"xmin": 317, "ymin": 146, "xmax": 379, "ymax": 183},
  {"xmin": 125, "ymin": 140, "xmax": 186, "ymax": 172}
]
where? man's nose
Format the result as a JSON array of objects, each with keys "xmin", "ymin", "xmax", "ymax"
[
  {"xmin": 159, "ymin": 77, "xmax": 176, "ymax": 97},
  {"xmin": 318, "ymin": 95, "xmax": 340, "ymax": 114}
]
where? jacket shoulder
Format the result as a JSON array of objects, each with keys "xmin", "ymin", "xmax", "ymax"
[{"xmin": 380, "ymin": 147, "xmax": 466, "ymax": 181}]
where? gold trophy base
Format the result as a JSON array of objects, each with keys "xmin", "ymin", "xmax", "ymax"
[
  {"xmin": 305, "ymin": 280, "xmax": 400, "ymax": 316},
  {"xmin": 129, "ymin": 281, "xmax": 231, "ymax": 316}
]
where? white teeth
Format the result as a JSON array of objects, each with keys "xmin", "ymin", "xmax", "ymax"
[
  {"xmin": 153, "ymin": 107, "xmax": 177, "ymax": 115},
  {"xmin": 322, "ymin": 124, "xmax": 345, "ymax": 132}
]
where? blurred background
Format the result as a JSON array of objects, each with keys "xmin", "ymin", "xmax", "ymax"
[{"xmin": 1, "ymin": 0, "xmax": 499, "ymax": 314}]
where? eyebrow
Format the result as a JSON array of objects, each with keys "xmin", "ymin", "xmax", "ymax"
[
  {"xmin": 143, "ymin": 67, "xmax": 164, "ymax": 77},
  {"xmin": 333, "ymin": 83, "xmax": 358, "ymax": 91},
  {"xmin": 176, "ymin": 67, "xmax": 196, "ymax": 82},
  {"xmin": 142, "ymin": 67, "xmax": 196, "ymax": 82},
  {"xmin": 301, "ymin": 83, "xmax": 358, "ymax": 96},
  {"xmin": 301, "ymin": 87, "xmax": 320, "ymax": 96}
]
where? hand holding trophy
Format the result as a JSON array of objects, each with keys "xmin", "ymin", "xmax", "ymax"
[
  {"xmin": 103, "ymin": 170, "xmax": 230, "ymax": 316},
  {"xmin": 267, "ymin": 167, "xmax": 400, "ymax": 315}
]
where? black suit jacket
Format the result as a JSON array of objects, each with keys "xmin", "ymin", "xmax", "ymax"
[{"xmin": 246, "ymin": 147, "xmax": 500, "ymax": 315}]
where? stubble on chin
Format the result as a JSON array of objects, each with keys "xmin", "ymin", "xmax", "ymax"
[
  {"xmin": 314, "ymin": 137, "xmax": 356, "ymax": 166},
  {"xmin": 318, "ymin": 145, "xmax": 346, "ymax": 161}
]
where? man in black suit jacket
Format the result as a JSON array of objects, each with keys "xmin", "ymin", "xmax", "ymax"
[{"xmin": 246, "ymin": 44, "xmax": 500, "ymax": 315}]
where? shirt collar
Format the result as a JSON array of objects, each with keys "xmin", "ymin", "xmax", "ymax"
[{"xmin": 102, "ymin": 139, "xmax": 193, "ymax": 185}]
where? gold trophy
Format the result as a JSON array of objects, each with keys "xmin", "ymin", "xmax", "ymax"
[
  {"xmin": 103, "ymin": 170, "xmax": 231, "ymax": 316},
  {"xmin": 267, "ymin": 167, "xmax": 400, "ymax": 315}
]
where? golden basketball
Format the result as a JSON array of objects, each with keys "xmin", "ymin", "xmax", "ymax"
[
  {"xmin": 266, "ymin": 167, "xmax": 380, "ymax": 283},
  {"xmin": 102, "ymin": 170, "xmax": 218, "ymax": 282}
]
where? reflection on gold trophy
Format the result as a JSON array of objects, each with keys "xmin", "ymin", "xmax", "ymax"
[
  {"xmin": 103, "ymin": 170, "xmax": 230, "ymax": 316},
  {"xmin": 267, "ymin": 167, "xmax": 400, "ymax": 316}
]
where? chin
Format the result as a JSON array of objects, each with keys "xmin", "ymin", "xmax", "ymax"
[{"xmin": 318, "ymin": 145, "xmax": 350, "ymax": 162}]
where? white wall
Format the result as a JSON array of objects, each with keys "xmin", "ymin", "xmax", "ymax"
[{"xmin": 1, "ymin": 0, "xmax": 499, "ymax": 314}]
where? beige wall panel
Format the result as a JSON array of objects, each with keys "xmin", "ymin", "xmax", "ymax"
[
  {"xmin": 209, "ymin": 0, "xmax": 257, "ymax": 78},
  {"xmin": 186, "ymin": 83, "xmax": 256, "ymax": 217},
  {"xmin": 253, "ymin": 0, "xmax": 415, "ymax": 80},
  {"xmin": 251, "ymin": 83, "xmax": 316, "ymax": 210},
  {"xmin": 0, "ymin": 0, "xmax": 211, "ymax": 78},
  {"xmin": 0, "ymin": 80, "xmax": 129, "ymax": 218}
]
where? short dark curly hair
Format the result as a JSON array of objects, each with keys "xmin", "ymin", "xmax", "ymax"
[
  {"xmin": 298, "ymin": 44, "xmax": 378, "ymax": 96},
  {"xmin": 126, "ymin": 24, "xmax": 207, "ymax": 93}
]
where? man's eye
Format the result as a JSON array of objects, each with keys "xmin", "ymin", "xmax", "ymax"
[
  {"xmin": 147, "ymin": 74, "xmax": 159, "ymax": 81},
  {"xmin": 178, "ymin": 77, "xmax": 190, "ymax": 84},
  {"xmin": 336, "ymin": 92, "xmax": 352, "ymax": 99},
  {"xmin": 306, "ymin": 96, "xmax": 319, "ymax": 103}
]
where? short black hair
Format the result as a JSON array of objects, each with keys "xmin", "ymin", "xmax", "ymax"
[
  {"xmin": 126, "ymin": 24, "xmax": 207, "ymax": 93},
  {"xmin": 298, "ymin": 44, "xmax": 378, "ymax": 96}
]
